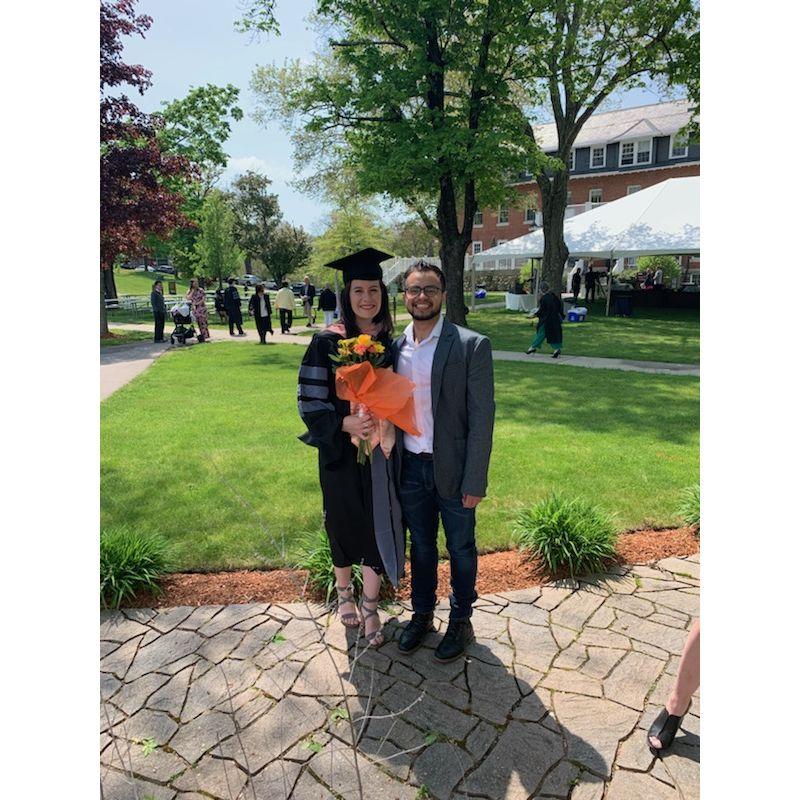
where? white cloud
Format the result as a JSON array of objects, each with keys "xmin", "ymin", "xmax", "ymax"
[{"xmin": 219, "ymin": 156, "xmax": 295, "ymax": 187}]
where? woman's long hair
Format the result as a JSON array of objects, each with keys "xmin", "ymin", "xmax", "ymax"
[{"xmin": 339, "ymin": 280, "xmax": 393, "ymax": 338}]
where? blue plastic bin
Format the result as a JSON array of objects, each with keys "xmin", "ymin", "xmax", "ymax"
[{"xmin": 567, "ymin": 310, "xmax": 586, "ymax": 322}]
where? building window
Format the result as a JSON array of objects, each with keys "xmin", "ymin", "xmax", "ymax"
[
  {"xmin": 619, "ymin": 138, "xmax": 652, "ymax": 166},
  {"xmin": 525, "ymin": 197, "xmax": 537, "ymax": 223},
  {"xmin": 627, "ymin": 185, "xmax": 641, "ymax": 195},
  {"xmin": 472, "ymin": 241, "xmax": 483, "ymax": 255},
  {"xmin": 473, "ymin": 210, "xmax": 483, "ymax": 226},
  {"xmin": 589, "ymin": 188, "xmax": 603, "ymax": 205},
  {"xmin": 498, "ymin": 207, "xmax": 509, "ymax": 225},
  {"xmin": 670, "ymin": 133, "xmax": 689, "ymax": 158},
  {"xmin": 590, "ymin": 146, "xmax": 606, "ymax": 168},
  {"xmin": 567, "ymin": 150, "xmax": 574, "ymax": 170}
]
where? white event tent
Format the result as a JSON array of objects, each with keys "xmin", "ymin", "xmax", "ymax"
[{"xmin": 473, "ymin": 176, "xmax": 699, "ymax": 263}]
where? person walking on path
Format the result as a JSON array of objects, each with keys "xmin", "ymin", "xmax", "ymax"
[
  {"xmin": 150, "ymin": 280, "xmax": 167, "ymax": 342},
  {"xmin": 584, "ymin": 265, "xmax": 597, "ymax": 303},
  {"xmin": 648, "ymin": 619, "xmax": 700, "ymax": 756},
  {"xmin": 214, "ymin": 288, "xmax": 227, "ymax": 324},
  {"xmin": 297, "ymin": 248, "xmax": 406, "ymax": 648},
  {"xmin": 526, "ymin": 282, "xmax": 564, "ymax": 358},
  {"xmin": 395, "ymin": 260, "xmax": 495, "ymax": 663},
  {"xmin": 300, "ymin": 275, "xmax": 316, "ymax": 327},
  {"xmin": 186, "ymin": 279, "xmax": 210, "ymax": 342},
  {"xmin": 571, "ymin": 267, "xmax": 582, "ymax": 304},
  {"xmin": 248, "ymin": 284, "xmax": 273, "ymax": 344},
  {"xmin": 223, "ymin": 278, "xmax": 246, "ymax": 336},
  {"xmin": 318, "ymin": 283, "xmax": 337, "ymax": 327},
  {"xmin": 275, "ymin": 281, "xmax": 296, "ymax": 334}
]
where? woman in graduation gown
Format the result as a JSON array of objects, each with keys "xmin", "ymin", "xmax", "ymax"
[
  {"xmin": 525, "ymin": 281, "xmax": 565, "ymax": 358},
  {"xmin": 297, "ymin": 249, "xmax": 404, "ymax": 647}
]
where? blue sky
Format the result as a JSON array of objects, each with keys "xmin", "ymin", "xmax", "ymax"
[{"xmin": 121, "ymin": 0, "xmax": 668, "ymax": 233}]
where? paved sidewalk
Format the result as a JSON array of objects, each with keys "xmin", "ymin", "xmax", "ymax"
[
  {"xmin": 100, "ymin": 555, "xmax": 700, "ymax": 799},
  {"xmin": 101, "ymin": 326, "xmax": 698, "ymax": 402}
]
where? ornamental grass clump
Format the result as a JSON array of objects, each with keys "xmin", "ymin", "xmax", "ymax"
[
  {"xmin": 100, "ymin": 526, "xmax": 171, "ymax": 609},
  {"xmin": 516, "ymin": 494, "xmax": 618, "ymax": 578},
  {"xmin": 295, "ymin": 528, "xmax": 362, "ymax": 603},
  {"xmin": 678, "ymin": 483, "xmax": 700, "ymax": 530}
]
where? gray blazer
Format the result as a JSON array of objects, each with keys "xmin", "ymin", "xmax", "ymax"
[{"xmin": 393, "ymin": 319, "xmax": 495, "ymax": 498}]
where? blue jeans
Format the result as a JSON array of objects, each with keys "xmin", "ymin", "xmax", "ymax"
[{"xmin": 399, "ymin": 452, "xmax": 478, "ymax": 620}]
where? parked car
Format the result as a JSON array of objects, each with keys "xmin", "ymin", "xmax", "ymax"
[
  {"xmin": 264, "ymin": 280, "xmax": 278, "ymax": 291},
  {"xmin": 291, "ymin": 282, "xmax": 305, "ymax": 296},
  {"xmin": 155, "ymin": 264, "xmax": 176, "ymax": 275},
  {"xmin": 237, "ymin": 274, "xmax": 262, "ymax": 286}
]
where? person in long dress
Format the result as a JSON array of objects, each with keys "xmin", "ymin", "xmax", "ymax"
[
  {"xmin": 297, "ymin": 248, "xmax": 404, "ymax": 647},
  {"xmin": 525, "ymin": 282, "xmax": 565, "ymax": 358},
  {"xmin": 186, "ymin": 279, "xmax": 210, "ymax": 342}
]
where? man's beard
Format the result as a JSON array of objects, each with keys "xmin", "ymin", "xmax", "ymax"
[{"xmin": 408, "ymin": 303, "xmax": 441, "ymax": 320}]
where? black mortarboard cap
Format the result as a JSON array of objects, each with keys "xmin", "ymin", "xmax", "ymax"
[{"xmin": 325, "ymin": 247, "xmax": 392, "ymax": 282}]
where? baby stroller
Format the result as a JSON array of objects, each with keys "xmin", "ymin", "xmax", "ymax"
[{"xmin": 169, "ymin": 302, "xmax": 198, "ymax": 345}]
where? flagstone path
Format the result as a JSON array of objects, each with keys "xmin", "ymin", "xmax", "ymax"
[{"xmin": 100, "ymin": 554, "xmax": 700, "ymax": 799}]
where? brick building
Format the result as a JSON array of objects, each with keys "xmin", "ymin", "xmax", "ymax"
[{"xmin": 471, "ymin": 99, "xmax": 700, "ymax": 280}]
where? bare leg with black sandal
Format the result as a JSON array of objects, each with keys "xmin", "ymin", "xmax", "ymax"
[
  {"xmin": 359, "ymin": 565, "xmax": 384, "ymax": 647},
  {"xmin": 333, "ymin": 566, "xmax": 361, "ymax": 629}
]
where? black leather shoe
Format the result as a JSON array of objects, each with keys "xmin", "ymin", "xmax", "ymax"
[
  {"xmin": 398, "ymin": 613, "xmax": 435, "ymax": 653},
  {"xmin": 434, "ymin": 619, "xmax": 475, "ymax": 663}
]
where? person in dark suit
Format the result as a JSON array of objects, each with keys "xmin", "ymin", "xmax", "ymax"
[
  {"xmin": 300, "ymin": 275, "xmax": 317, "ymax": 327},
  {"xmin": 150, "ymin": 280, "xmax": 167, "ymax": 342},
  {"xmin": 248, "ymin": 284, "xmax": 273, "ymax": 344},
  {"xmin": 526, "ymin": 282, "xmax": 564, "ymax": 358},
  {"xmin": 394, "ymin": 261, "xmax": 495, "ymax": 663},
  {"xmin": 223, "ymin": 277, "xmax": 245, "ymax": 336},
  {"xmin": 585, "ymin": 266, "xmax": 597, "ymax": 302},
  {"xmin": 571, "ymin": 267, "xmax": 582, "ymax": 304}
]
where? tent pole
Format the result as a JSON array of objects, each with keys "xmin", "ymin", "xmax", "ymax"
[
  {"xmin": 470, "ymin": 255, "xmax": 476, "ymax": 314},
  {"xmin": 605, "ymin": 254, "xmax": 614, "ymax": 317}
]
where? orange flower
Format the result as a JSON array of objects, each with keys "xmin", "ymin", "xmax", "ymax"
[
  {"xmin": 353, "ymin": 344, "xmax": 367, "ymax": 355},
  {"xmin": 369, "ymin": 342, "xmax": 385, "ymax": 354},
  {"xmin": 356, "ymin": 334, "xmax": 373, "ymax": 347}
]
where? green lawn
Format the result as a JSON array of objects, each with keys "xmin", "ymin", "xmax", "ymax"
[
  {"xmin": 470, "ymin": 303, "xmax": 699, "ymax": 364},
  {"xmin": 101, "ymin": 329, "xmax": 155, "ymax": 347},
  {"xmin": 101, "ymin": 342, "xmax": 699, "ymax": 571},
  {"xmin": 113, "ymin": 268, "xmax": 191, "ymax": 296}
]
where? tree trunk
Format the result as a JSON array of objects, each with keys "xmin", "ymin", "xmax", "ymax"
[
  {"xmin": 537, "ymin": 169, "xmax": 570, "ymax": 294},
  {"xmin": 100, "ymin": 268, "xmax": 109, "ymax": 336},
  {"xmin": 440, "ymin": 237, "xmax": 469, "ymax": 326}
]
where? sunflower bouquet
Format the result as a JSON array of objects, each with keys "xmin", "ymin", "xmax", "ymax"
[{"xmin": 330, "ymin": 334, "xmax": 419, "ymax": 464}]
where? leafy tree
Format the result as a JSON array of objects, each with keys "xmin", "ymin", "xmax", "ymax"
[
  {"xmin": 312, "ymin": 202, "xmax": 390, "ymax": 266},
  {"xmin": 100, "ymin": 0, "xmax": 192, "ymax": 334},
  {"xmin": 525, "ymin": 0, "xmax": 699, "ymax": 291},
  {"xmin": 193, "ymin": 190, "xmax": 242, "ymax": 288},
  {"xmin": 228, "ymin": 171, "xmax": 283, "ymax": 277},
  {"xmin": 636, "ymin": 255, "xmax": 681, "ymax": 282},
  {"xmin": 389, "ymin": 218, "xmax": 438, "ymax": 259},
  {"xmin": 262, "ymin": 222, "xmax": 313, "ymax": 285},
  {"xmin": 249, "ymin": 1, "xmax": 549, "ymax": 325}
]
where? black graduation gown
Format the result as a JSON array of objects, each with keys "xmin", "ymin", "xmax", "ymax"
[
  {"xmin": 297, "ymin": 330, "xmax": 405, "ymax": 584},
  {"xmin": 537, "ymin": 292, "xmax": 565, "ymax": 344}
]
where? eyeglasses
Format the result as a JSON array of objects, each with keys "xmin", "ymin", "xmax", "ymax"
[{"xmin": 404, "ymin": 286, "xmax": 442, "ymax": 298}]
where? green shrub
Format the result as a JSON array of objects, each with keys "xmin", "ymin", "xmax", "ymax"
[
  {"xmin": 100, "ymin": 526, "xmax": 171, "ymax": 608},
  {"xmin": 678, "ymin": 483, "xmax": 700, "ymax": 529},
  {"xmin": 516, "ymin": 494, "xmax": 618, "ymax": 578},
  {"xmin": 294, "ymin": 528, "xmax": 362, "ymax": 603}
]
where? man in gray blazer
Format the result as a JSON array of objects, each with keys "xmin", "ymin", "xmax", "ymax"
[{"xmin": 394, "ymin": 261, "xmax": 495, "ymax": 662}]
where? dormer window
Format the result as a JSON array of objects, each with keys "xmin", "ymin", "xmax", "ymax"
[
  {"xmin": 590, "ymin": 146, "xmax": 606, "ymax": 169},
  {"xmin": 619, "ymin": 138, "xmax": 652, "ymax": 167},
  {"xmin": 670, "ymin": 133, "xmax": 689, "ymax": 158}
]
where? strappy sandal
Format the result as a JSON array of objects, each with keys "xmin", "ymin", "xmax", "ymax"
[
  {"xmin": 335, "ymin": 583, "xmax": 361, "ymax": 629},
  {"xmin": 647, "ymin": 701, "xmax": 691, "ymax": 757},
  {"xmin": 359, "ymin": 593, "xmax": 385, "ymax": 647}
]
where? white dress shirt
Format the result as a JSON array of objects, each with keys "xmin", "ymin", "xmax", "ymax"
[{"xmin": 396, "ymin": 315, "xmax": 443, "ymax": 454}]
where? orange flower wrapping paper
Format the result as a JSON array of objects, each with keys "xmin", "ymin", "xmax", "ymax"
[{"xmin": 334, "ymin": 361, "xmax": 421, "ymax": 457}]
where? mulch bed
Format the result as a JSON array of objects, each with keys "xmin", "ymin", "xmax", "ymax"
[{"xmin": 125, "ymin": 526, "xmax": 698, "ymax": 608}]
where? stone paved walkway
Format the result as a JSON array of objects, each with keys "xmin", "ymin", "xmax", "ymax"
[{"xmin": 100, "ymin": 555, "xmax": 700, "ymax": 799}]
